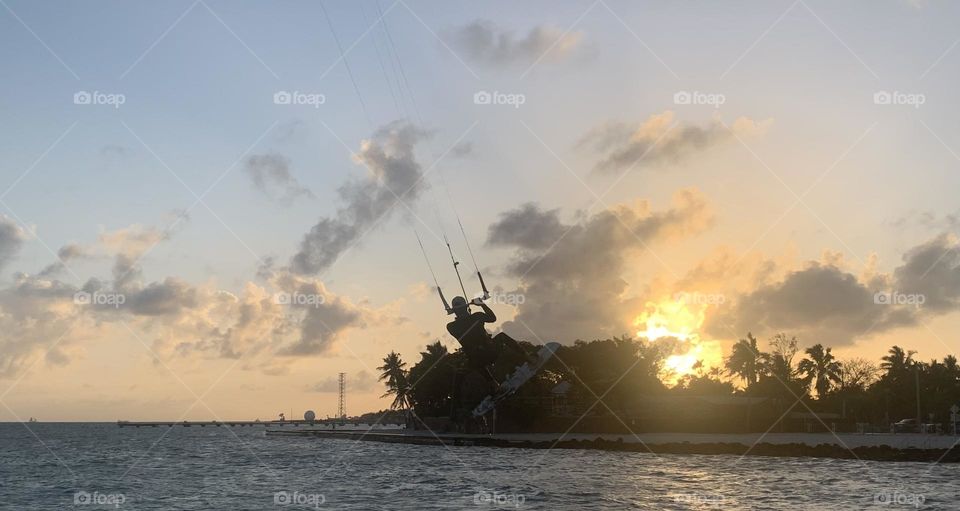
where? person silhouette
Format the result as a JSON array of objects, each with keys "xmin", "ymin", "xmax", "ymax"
[{"xmin": 445, "ymin": 296, "xmax": 533, "ymax": 381}]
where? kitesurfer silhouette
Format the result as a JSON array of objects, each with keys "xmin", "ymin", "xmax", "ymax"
[{"xmin": 446, "ymin": 296, "xmax": 534, "ymax": 381}]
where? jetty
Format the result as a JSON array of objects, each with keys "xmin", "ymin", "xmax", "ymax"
[
  {"xmin": 117, "ymin": 419, "xmax": 404, "ymax": 428},
  {"xmin": 264, "ymin": 429, "xmax": 960, "ymax": 462}
]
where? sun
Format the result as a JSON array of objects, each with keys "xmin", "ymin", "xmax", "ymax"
[{"xmin": 633, "ymin": 298, "xmax": 722, "ymax": 382}]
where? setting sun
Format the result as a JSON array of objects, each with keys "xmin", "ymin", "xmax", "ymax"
[{"xmin": 634, "ymin": 298, "xmax": 723, "ymax": 381}]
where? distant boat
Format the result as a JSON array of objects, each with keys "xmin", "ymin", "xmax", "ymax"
[{"xmin": 28, "ymin": 417, "xmax": 37, "ymax": 423}]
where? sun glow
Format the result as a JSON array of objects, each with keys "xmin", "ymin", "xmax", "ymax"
[{"xmin": 633, "ymin": 298, "xmax": 722, "ymax": 382}]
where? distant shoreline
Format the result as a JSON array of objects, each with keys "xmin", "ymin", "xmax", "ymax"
[{"xmin": 266, "ymin": 429, "xmax": 960, "ymax": 463}]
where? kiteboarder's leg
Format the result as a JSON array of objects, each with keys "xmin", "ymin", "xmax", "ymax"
[{"xmin": 493, "ymin": 332, "xmax": 537, "ymax": 364}]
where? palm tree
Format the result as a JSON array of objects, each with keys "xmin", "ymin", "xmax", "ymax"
[
  {"xmin": 725, "ymin": 333, "xmax": 763, "ymax": 389},
  {"xmin": 880, "ymin": 346, "xmax": 915, "ymax": 375},
  {"xmin": 377, "ymin": 351, "xmax": 410, "ymax": 410},
  {"xmin": 798, "ymin": 344, "xmax": 841, "ymax": 398},
  {"xmin": 943, "ymin": 355, "xmax": 958, "ymax": 374}
]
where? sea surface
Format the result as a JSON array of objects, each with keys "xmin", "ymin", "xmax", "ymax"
[{"xmin": 0, "ymin": 423, "xmax": 956, "ymax": 510}]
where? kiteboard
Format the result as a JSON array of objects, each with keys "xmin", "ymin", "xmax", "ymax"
[{"xmin": 472, "ymin": 342, "xmax": 560, "ymax": 417}]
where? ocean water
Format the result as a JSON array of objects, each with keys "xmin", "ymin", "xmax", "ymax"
[{"xmin": 0, "ymin": 423, "xmax": 955, "ymax": 510}]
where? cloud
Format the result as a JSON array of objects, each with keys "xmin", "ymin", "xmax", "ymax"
[
  {"xmin": 705, "ymin": 233, "xmax": 960, "ymax": 346},
  {"xmin": 273, "ymin": 119, "xmax": 307, "ymax": 144},
  {"xmin": 486, "ymin": 203, "xmax": 567, "ymax": 250},
  {"xmin": 890, "ymin": 209, "xmax": 960, "ymax": 232},
  {"xmin": 310, "ymin": 370, "xmax": 377, "ymax": 393},
  {"xmin": 291, "ymin": 121, "xmax": 429, "ymax": 275},
  {"xmin": 892, "ymin": 233, "xmax": 960, "ymax": 312},
  {"xmin": 489, "ymin": 189, "xmax": 713, "ymax": 342},
  {"xmin": 450, "ymin": 141, "xmax": 473, "ymax": 158},
  {"xmin": 443, "ymin": 20, "xmax": 584, "ymax": 66},
  {"xmin": 578, "ymin": 111, "xmax": 770, "ymax": 174},
  {"xmin": 125, "ymin": 278, "xmax": 199, "ymax": 316},
  {"xmin": 0, "ymin": 216, "xmax": 27, "ymax": 272},
  {"xmin": 243, "ymin": 153, "xmax": 314, "ymax": 205},
  {"xmin": 0, "ymin": 214, "xmax": 392, "ymax": 378},
  {"xmin": 277, "ymin": 280, "xmax": 365, "ymax": 356},
  {"xmin": 96, "ymin": 212, "xmax": 189, "ymax": 291},
  {"xmin": 39, "ymin": 243, "xmax": 88, "ymax": 277},
  {"xmin": 0, "ymin": 273, "xmax": 90, "ymax": 377}
]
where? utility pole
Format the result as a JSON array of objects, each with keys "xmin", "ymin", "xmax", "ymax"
[
  {"xmin": 338, "ymin": 372, "xmax": 346, "ymax": 420},
  {"xmin": 915, "ymin": 368, "xmax": 922, "ymax": 431}
]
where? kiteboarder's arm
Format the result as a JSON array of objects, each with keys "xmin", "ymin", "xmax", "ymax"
[{"xmin": 476, "ymin": 302, "xmax": 496, "ymax": 323}]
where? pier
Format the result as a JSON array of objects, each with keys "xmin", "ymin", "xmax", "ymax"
[
  {"xmin": 264, "ymin": 429, "xmax": 960, "ymax": 462},
  {"xmin": 116, "ymin": 419, "xmax": 403, "ymax": 428}
]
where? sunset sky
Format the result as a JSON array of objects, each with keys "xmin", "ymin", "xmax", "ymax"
[{"xmin": 1, "ymin": 0, "xmax": 958, "ymax": 420}]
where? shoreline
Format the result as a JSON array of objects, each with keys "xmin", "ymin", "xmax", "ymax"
[{"xmin": 266, "ymin": 429, "xmax": 960, "ymax": 462}]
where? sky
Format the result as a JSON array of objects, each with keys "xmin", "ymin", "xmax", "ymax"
[{"xmin": 0, "ymin": 0, "xmax": 958, "ymax": 421}]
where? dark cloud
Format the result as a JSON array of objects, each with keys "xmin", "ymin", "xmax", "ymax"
[
  {"xmin": 39, "ymin": 243, "xmax": 86, "ymax": 277},
  {"xmin": 243, "ymin": 153, "xmax": 314, "ymax": 205},
  {"xmin": 705, "ymin": 264, "xmax": 908, "ymax": 346},
  {"xmin": 125, "ymin": 278, "xmax": 198, "ymax": 316},
  {"xmin": 0, "ymin": 273, "xmax": 80, "ymax": 377},
  {"xmin": 706, "ymin": 233, "xmax": 960, "ymax": 346},
  {"xmin": 489, "ymin": 189, "xmax": 713, "ymax": 342},
  {"xmin": 892, "ymin": 233, "xmax": 960, "ymax": 312},
  {"xmin": 443, "ymin": 20, "xmax": 584, "ymax": 66},
  {"xmin": 291, "ymin": 121, "xmax": 429, "ymax": 275},
  {"xmin": 0, "ymin": 217, "xmax": 26, "ymax": 272},
  {"xmin": 890, "ymin": 209, "xmax": 959, "ymax": 231},
  {"xmin": 450, "ymin": 141, "xmax": 473, "ymax": 158},
  {"xmin": 487, "ymin": 203, "xmax": 567, "ymax": 250},
  {"xmin": 578, "ymin": 112, "xmax": 768, "ymax": 174},
  {"xmin": 273, "ymin": 119, "xmax": 307, "ymax": 144},
  {"xmin": 280, "ymin": 296, "xmax": 363, "ymax": 356}
]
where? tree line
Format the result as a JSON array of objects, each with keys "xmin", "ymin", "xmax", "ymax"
[{"xmin": 378, "ymin": 333, "xmax": 960, "ymax": 427}]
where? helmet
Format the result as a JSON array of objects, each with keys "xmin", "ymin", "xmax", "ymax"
[{"xmin": 451, "ymin": 296, "xmax": 468, "ymax": 309}]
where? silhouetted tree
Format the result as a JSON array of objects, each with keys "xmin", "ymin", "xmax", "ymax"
[
  {"xmin": 377, "ymin": 351, "xmax": 410, "ymax": 410},
  {"xmin": 726, "ymin": 333, "xmax": 762, "ymax": 389},
  {"xmin": 798, "ymin": 344, "xmax": 841, "ymax": 398}
]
